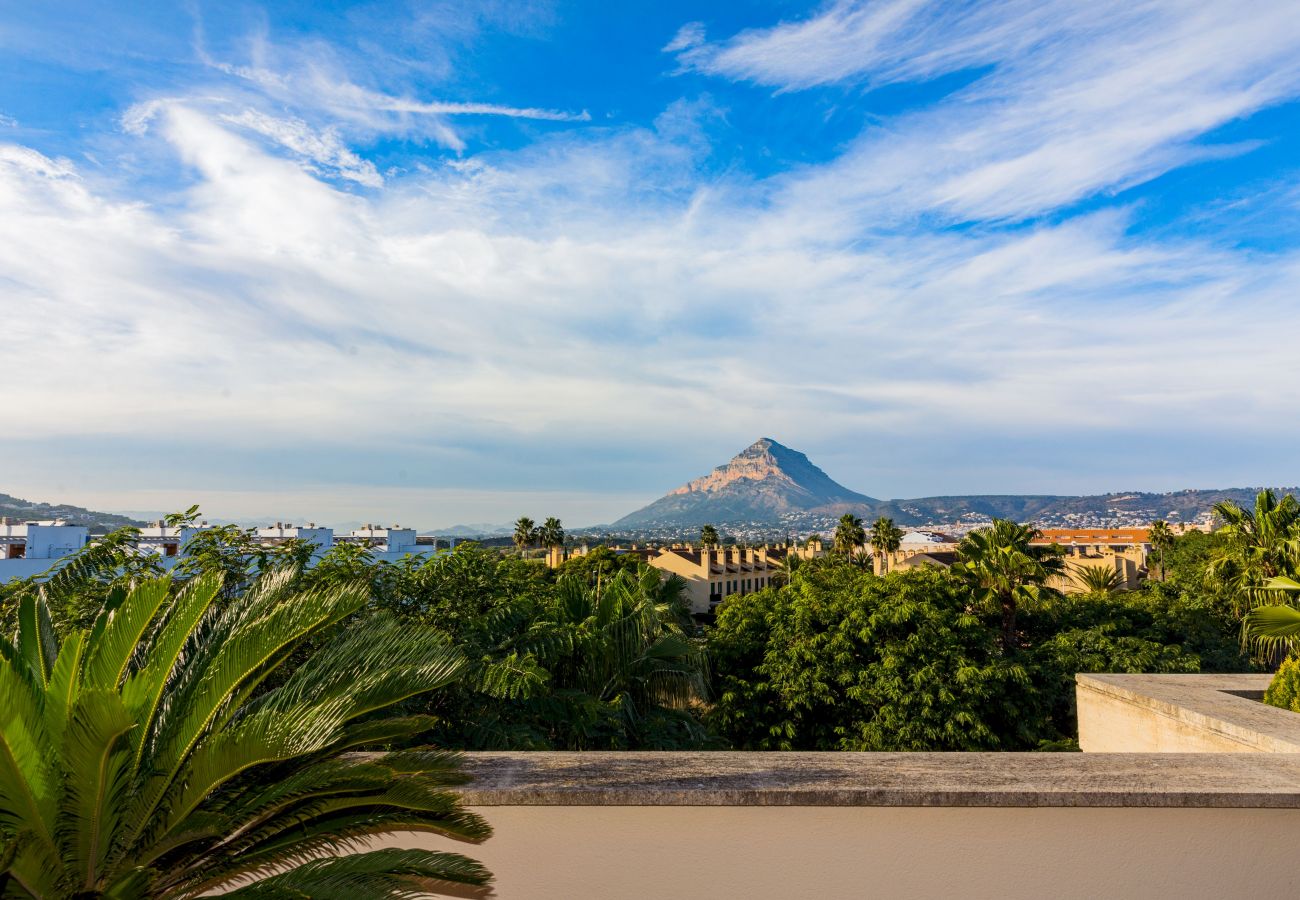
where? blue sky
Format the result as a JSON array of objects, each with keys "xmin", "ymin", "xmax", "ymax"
[{"xmin": 3, "ymin": 1, "xmax": 1300, "ymax": 528}]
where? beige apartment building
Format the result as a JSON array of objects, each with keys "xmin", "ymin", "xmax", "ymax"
[
  {"xmin": 889, "ymin": 527, "xmax": 1153, "ymax": 594},
  {"xmin": 1032, "ymin": 528, "xmax": 1151, "ymax": 592},
  {"xmin": 549, "ymin": 526, "xmax": 1156, "ymax": 607},
  {"xmin": 548, "ymin": 543, "xmax": 825, "ymax": 615}
]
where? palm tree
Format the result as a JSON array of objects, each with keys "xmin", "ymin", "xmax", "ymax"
[
  {"xmin": 1208, "ymin": 490, "xmax": 1300, "ymax": 611},
  {"xmin": 544, "ymin": 569, "xmax": 709, "ymax": 747},
  {"xmin": 1149, "ymin": 520, "xmax": 1175, "ymax": 582},
  {"xmin": 870, "ymin": 517, "xmax": 904, "ymax": 574},
  {"xmin": 539, "ymin": 517, "xmax": 565, "ymax": 549},
  {"xmin": 833, "ymin": 514, "xmax": 865, "ymax": 560},
  {"xmin": 1074, "ymin": 564, "xmax": 1125, "ymax": 595},
  {"xmin": 0, "ymin": 573, "xmax": 491, "ymax": 898},
  {"xmin": 953, "ymin": 519, "xmax": 1065, "ymax": 655},
  {"xmin": 699, "ymin": 525, "xmax": 719, "ymax": 548},
  {"xmin": 513, "ymin": 517, "xmax": 537, "ymax": 553}
]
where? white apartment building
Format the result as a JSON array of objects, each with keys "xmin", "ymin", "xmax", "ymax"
[
  {"xmin": 0, "ymin": 519, "xmax": 90, "ymax": 559},
  {"xmin": 0, "ymin": 519, "xmax": 444, "ymax": 583}
]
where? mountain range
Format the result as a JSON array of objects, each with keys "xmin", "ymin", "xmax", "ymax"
[{"xmin": 611, "ymin": 438, "xmax": 1285, "ymax": 530}]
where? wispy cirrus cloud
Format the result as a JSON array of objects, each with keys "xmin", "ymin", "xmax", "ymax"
[
  {"xmin": 192, "ymin": 24, "xmax": 587, "ymax": 155},
  {"xmin": 675, "ymin": 1, "xmax": 1300, "ymax": 224}
]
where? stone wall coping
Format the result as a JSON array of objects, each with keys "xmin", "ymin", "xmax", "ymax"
[
  {"xmin": 1076, "ymin": 672, "xmax": 1300, "ymax": 752},
  {"xmin": 455, "ymin": 750, "xmax": 1300, "ymax": 808}
]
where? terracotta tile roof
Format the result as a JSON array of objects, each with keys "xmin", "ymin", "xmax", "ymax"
[{"xmin": 1032, "ymin": 528, "xmax": 1151, "ymax": 545}]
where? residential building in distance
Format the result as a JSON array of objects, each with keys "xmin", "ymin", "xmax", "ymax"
[
  {"xmin": 548, "ymin": 542, "xmax": 826, "ymax": 615},
  {"xmin": 881, "ymin": 527, "xmax": 1154, "ymax": 593},
  {"xmin": 0, "ymin": 519, "xmax": 445, "ymax": 583},
  {"xmin": 0, "ymin": 519, "xmax": 89, "ymax": 560},
  {"xmin": 877, "ymin": 530, "xmax": 960, "ymax": 575},
  {"xmin": 1033, "ymin": 528, "xmax": 1151, "ymax": 592}
]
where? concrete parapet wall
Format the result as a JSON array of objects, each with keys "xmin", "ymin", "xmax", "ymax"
[{"xmin": 374, "ymin": 748, "xmax": 1300, "ymax": 898}]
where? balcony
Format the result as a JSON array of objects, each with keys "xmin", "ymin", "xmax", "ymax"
[{"xmin": 362, "ymin": 674, "xmax": 1300, "ymax": 898}]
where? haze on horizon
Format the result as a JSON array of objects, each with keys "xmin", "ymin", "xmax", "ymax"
[{"xmin": 3, "ymin": 1, "xmax": 1300, "ymax": 527}]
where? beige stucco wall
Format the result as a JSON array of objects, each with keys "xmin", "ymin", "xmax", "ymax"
[
  {"xmin": 395, "ymin": 805, "xmax": 1299, "ymax": 899},
  {"xmin": 1076, "ymin": 681, "xmax": 1264, "ymax": 752},
  {"xmin": 1076, "ymin": 674, "xmax": 1300, "ymax": 753}
]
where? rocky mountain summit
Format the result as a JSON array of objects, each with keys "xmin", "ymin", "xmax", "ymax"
[
  {"xmin": 610, "ymin": 439, "xmax": 1287, "ymax": 532},
  {"xmin": 612, "ymin": 438, "xmax": 876, "ymax": 527}
]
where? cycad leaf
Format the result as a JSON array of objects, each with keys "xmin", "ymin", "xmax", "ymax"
[
  {"xmin": 44, "ymin": 630, "xmax": 87, "ymax": 749},
  {"xmin": 0, "ymin": 648, "xmax": 55, "ymax": 847},
  {"xmin": 57, "ymin": 689, "xmax": 135, "ymax": 888},
  {"xmin": 84, "ymin": 578, "xmax": 173, "ymax": 693},
  {"xmin": 16, "ymin": 593, "xmax": 59, "ymax": 686},
  {"xmin": 215, "ymin": 847, "xmax": 491, "ymax": 899},
  {"xmin": 121, "ymin": 572, "xmax": 222, "ymax": 770}
]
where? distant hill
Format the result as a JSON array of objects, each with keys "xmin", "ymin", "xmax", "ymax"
[
  {"xmin": 0, "ymin": 492, "xmax": 145, "ymax": 533},
  {"xmin": 613, "ymin": 438, "xmax": 877, "ymax": 528},
  {"xmin": 869, "ymin": 489, "xmax": 1290, "ymax": 527},
  {"xmin": 610, "ymin": 440, "xmax": 1291, "ymax": 531}
]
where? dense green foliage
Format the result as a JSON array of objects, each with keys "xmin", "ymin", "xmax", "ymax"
[
  {"xmin": 2, "ymin": 509, "xmax": 1268, "ymax": 773},
  {"xmin": 0, "ymin": 572, "xmax": 490, "ymax": 898},
  {"xmin": 703, "ymin": 552, "xmax": 1239, "ymax": 751},
  {"xmin": 302, "ymin": 543, "xmax": 712, "ymax": 750}
]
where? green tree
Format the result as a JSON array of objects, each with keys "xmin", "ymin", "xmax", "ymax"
[
  {"xmin": 512, "ymin": 517, "xmax": 537, "ymax": 553},
  {"xmin": 952, "ymin": 519, "xmax": 1064, "ymax": 655},
  {"xmin": 0, "ymin": 573, "xmax": 491, "ymax": 898},
  {"xmin": 1149, "ymin": 520, "xmax": 1175, "ymax": 582},
  {"xmin": 699, "ymin": 525, "xmax": 720, "ymax": 548},
  {"xmin": 804, "ymin": 533, "xmax": 822, "ymax": 550},
  {"xmin": 707, "ymin": 565, "xmax": 1037, "ymax": 751},
  {"xmin": 551, "ymin": 545, "xmax": 642, "ymax": 585},
  {"xmin": 833, "ymin": 514, "xmax": 865, "ymax": 560},
  {"xmin": 433, "ymin": 567, "xmax": 711, "ymax": 750},
  {"xmin": 869, "ymin": 517, "xmax": 904, "ymax": 574},
  {"xmin": 538, "ymin": 517, "xmax": 565, "ymax": 549}
]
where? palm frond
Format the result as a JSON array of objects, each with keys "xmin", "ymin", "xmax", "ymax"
[{"xmin": 1243, "ymin": 603, "xmax": 1300, "ymax": 653}]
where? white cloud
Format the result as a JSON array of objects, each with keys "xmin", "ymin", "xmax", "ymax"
[
  {"xmin": 220, "ymin": 109, "xmax": 383, "ymax": 186},
  {"xmin": 194, "ymin": 30, "xmax": 587, "ymax": 154}
]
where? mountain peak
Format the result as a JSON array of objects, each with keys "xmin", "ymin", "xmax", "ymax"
[{"xmin": 612, "ymin": 440, "xmax": 876, "ymax": 528}]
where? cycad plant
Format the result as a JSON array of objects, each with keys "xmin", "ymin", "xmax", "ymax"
[{"xmin": 0, "ymin": 571, "xmax": 491, "ymax": 898}]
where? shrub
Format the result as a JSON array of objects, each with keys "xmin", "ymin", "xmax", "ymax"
[{"xmin": 1264, "ymin": 655, "xmax": 1300, "ymax": 712}]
